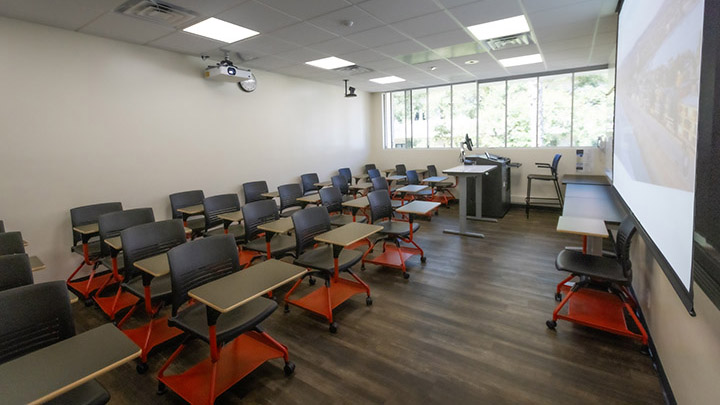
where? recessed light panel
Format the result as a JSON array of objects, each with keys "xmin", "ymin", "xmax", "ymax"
[
  {"xmin": 499, "ymin": 54, "xmax": 543, "ymax": 67},
  {"xmin": 183, "ymin": 18, "xmax": 258, "ymax": 43},
  {"xmin": 467, "ymin": 15, "xmax": 530, "ymax": 41},
  {"xmin": 369, "ymin": 76, "xmax": 406, "ymax": 84},
  {"xmin": 306, "ymin": 57, "xmax": 355, "ymax": 70}
]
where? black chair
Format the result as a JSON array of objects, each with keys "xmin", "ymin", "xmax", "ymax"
[
  {"xmin": 300, "ymin": 173, "xmax": 320, "ymax": 195},
  {"xmin": 331, "ymin": 174, "xmax": 353, "ymax": 199},
  {"xmin": 371, "ymin": 177, "xmax": 403, "ymax": 209},
  {"xmin": 94, "ymin": 208, "xmax": 155, "ymax": 320},
  {"xmin": 158, "ymin": 235, "xmax": 294, "ymax": 403},
  {"xmin": 68, "ymin": 202, "xmax": 123, "ymax": 302},
  {"xmin": 284, "ymin": 207, "xmax": 370, "ymax": 332},
  {"xmin": 364, "ymin": 164, "xmax": 377, "ymax": 173},
  {"xmin": 338, "ymin": 168, "xmax": 352, "ymax": 185},
  {"xmin": 547, "ymin": 217, "xmax": 648, "ymax": 348},
  {"xmin": 242, "ymin": 200, "xmax": 295, "ymax": 259},
  {"xmin": 0, "ymin": 231, "xmax": 25, "ymax": 256},
  {"xmin": 320, "ymin": 187, "xmax": 367, "ymax": 227},
  {"xmin": 0, "ymin": 253, "xmax": 33, "ymax": 292},
  {"xmin": 278, "ymin": 183, "xmax": 305, "ymax": 217},
  {"xmin": 243, "ymin": 181, "xmax": 269, "ymax": 204},
  {"xmin": 170, "ymin": 190, "xmax": 205, "ymax": 238},
  {"xmin": 117, "ymin": 219, "xmax": 186, "ymax": 373},
  {"xmin": 427, "ymin": 164, "xmax": 456, "ymax": 204},
  {"xmin": 526, "ymin": 154, "xmax": 563, "ymax": 217},
  {"xmin": 367, "ymin": 168, "xmax": 381, "ymax": 180},
  {"xmin": 0, "ymin": 281, "xmax": 110, "ymax": 404},
  {"xmin": 202, "ymin": 194, "xmax": 245, "ymax": 243}
]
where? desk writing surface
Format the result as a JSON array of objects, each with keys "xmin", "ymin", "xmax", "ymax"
[
  {"xmin": 396, "ymin": 201, "xmax": 441, "ymax": 215},
  {"xmin": 188, "ymin": 260, "xmax": 306, "ymax": 313},
  {"xmin": 349, "ymin": 183, "xmax": 373, "ymax": 190},
  {"xmin": 422, "ymin": 176, "xmax": 449, "ymax": 183},
  {"xmin": 314, "ymin": 222, "xmax": 383, "ymax": 247},
  {"xmin": 73, "ymin": 223, "xmax": 98, "ymax": 235},
  {"xmin": 565, "ymin": 184, "xmax": 612, "ymax": 199},
  {"xmin": 412, "ymin": 168, "xmax": 427, "ymax": 174},
  {"xmin": 442, "ymin": 165, "xmax": 496, "ymax": 175},
  {"xmin": 352, "ymin": 175, "xmax": 368, "ymax": 181},
  {"xmin": 217, "ymin": 211, "xmax": 243, "ymax": 222},
  {"xmin": 134, "ymin": 253, "xmax": 169, "ymax": 278},
  {"xmin": 23, "ymin": 240, "xmax": 28, "ymax": 247},
  {"xmin": 29, "ymin": 256, "xmax": 45, "ymax": 272},
  {"xmin": 297, "ymin": 194, "xmax": 321, "ymax": 203},
  {"xmin": 0, "ymin": 323, "xmax": 140, "ymax": 405},
  {"xmin": 261, "ymin": 191, "xmax": 279, "ymax": 198},
  {"xmin": 314, "ymin": 181, "xmax": 332, "ymax": 187},
  {"xmin": 342, "ymin": 196, "xmax": 369, "ymax": 209},
  {"xmin": 257, "ymin": 217, "xmax": 294, "ymax": 234},
  {"xmin": 386, "ymin": 175, "xmax": 406, "ymax": 181},
  {"xmin": 105, "ymin": 236, "xmax": 122, "ymax": 251},
  {"xmin": 561, "ymin": 174, "xmax": 611, "ymax": 185},
  {"xmin": 557, "ymin": 216, "xmax": 609, "ymax": 238},
  {"xmin": 563, "ymin": 196, "xmax": 624, "ymax": 224},
  {"xmin": 396, "ymin": 185, "xmax": 429, "ymax": 193},
  {"xmin": 382, "ymin": 168, "xmax": 395, "ymax": 175},
  {"xmin": 177, "ymin": 204, "xmax": 204, "ymax": 215}
]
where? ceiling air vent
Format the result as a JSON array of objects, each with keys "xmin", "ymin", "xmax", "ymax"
[
  {"xmin": 484, "ymin": 33, "xmax": 532, "ymax": 51},
  {"xmin": 333, "ymin": 65, "xmax": 374, "ymax": 75},
  {"xmin": 115, "ymin": 0, "xmax": 199, "ymax": 28}
]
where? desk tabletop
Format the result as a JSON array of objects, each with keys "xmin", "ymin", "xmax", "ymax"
[
  {"xmin": 422, "ymin": 176, "xmax": 449, "ymax": 183},
  {"xmin": 562, "ymin": 185, "xmax": 624, "ymax": 224},
  {"xmin": 261, "ymin": 191, "xmax": 279, "ymax": 198},
  {"xmin": 29, "ymin": 256, "xmax": 45, "ymax": 272},
  {"xmin": 557, "ymin": 216, "xmax": 609, "ymax": 238},
  {"xmin": 257, "ymin": 217, "xmax": 294, "ymax": 234},
  {"xmin": 561, "ymin": 174, "xmax": 611, "ymax": 185},
  {"xmin": 386, "ymin": 175, "xmax": 406, "ymax": 181},
  {"xmin": 382, "ymin": 168, "xmax": 395, "ymax": 175},
  {"xmin": 104, "ymin": 236, "xmax": 122, "ymax": 251},
  {"xmin": 297, "ymin": 194, "xmax": 321, "ymax": 203},
  {"xmin": 73, "ymin": 223, "xmax": 98, "ymax": 235},
  {"xmin": 134, "ymin": 253, "xmax": 169, "ymax": 278},
  {"xmin": 314, "ymin": 181, "xmax": 332, "ymax": 187},
  {"xmin": 442, "ymin": 165, "xmax": 496, "ymax": 175},
  {"xmin": 396, "ymin": 184, "xmax": 429, "ymax": 193},
  {"xmin": 314, "ymin": 222, "xmax": 383, "ymax": 247},
  {"xmin": 564, "ymin": 183, "xmax": 612, "ymax": 199},
  {"xmin": 342, "ymin": 196, "xmax": 369, "ymax": 209},
  {"xmin": 23, "ymin": 240, "xmax": 28, "ymax": 247},
  {"xmin": 217, "ymin": 210, "xmax": 243, "ymax": 222},
  {"xmin": 177, "ymin": 204, "xmax": 204, "ymax": 215},
  {"xmin": 188, "ymin": 259, "xmax": 306, "ymax": 313},
  {"xmin": 352, "ymin": 174, "xmax": 368, "ymax": 180},
  {"xmin": 411, "ymin": 168, "xmax": 428, "ymax": 174},
  {"xmin": 395, "ymin": 201, "xmax": 441, "ymax": 215},
  {"xmin": 0, "ymin": 323, "xmax": 140, "ymax": 405},
  {"xmin": 349, "ymin": 183, "xmax": 373, "ymax": 190}
]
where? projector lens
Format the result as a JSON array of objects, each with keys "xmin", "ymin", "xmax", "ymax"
[{"xmin": 227, "ymin": 67, "xmax": 236, "ymax": 76}]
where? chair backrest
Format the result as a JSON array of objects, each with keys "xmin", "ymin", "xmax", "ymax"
[
  {"xmin": 395, "ymin": 164, "xmax": 407, "ymax": 175},
  {"xmin": 0, "ymin": 220, "xmax": 4, "ymax": 233},
  {"xmin": 367, "ymin": 169, "xmax": 381, "ymax": 179},
  {"xmin": 550, "ymin": 154, "xmax": 562, "ymax": 176},
  {"xmin": 319, "ymin": 187, "xmax": 343, "ymax": 214},
  {"xmin": 331, "ymin": 175, "xmax": 349, "ymax": 195},
  {"xmin": 614, "ymin": 217, "xmax": 638, "ymax": 280},
  {"xmin": 168, "ymin": 235, "xmax": 240, "ymax": 317},
  {"xmin": 291, "ymin": 206, "xmax": 331, "ymax": 256},
  {"xmin": 406, "ymin": 170, "xmax": 420, "ymax": 185},
  {"xmin": 367, "ymin": 190, "xmax": 393, "ymax": 223},
  {"xmin": 98, "ymin": 208, "xmax": 155, "ymax": 257},
  {"xmin": 338, "ymin": 168, "xmax": 352, "ymax": 184},
  {"xmin": 203, "ymin": 194, "xmax": 241, "ymax": 231},
  {"xmin": 121, "ymin": 219, "xmax": 186, "ymax": 281},
  {"xmin": 364, "ymin": 164, "xmax": 376, "ymax": 173},
  {"xmin": 169, "ymin": 190, "xmax": 204, "ymax": 219},
  {"xmin": 278, "ymin": 184, "xmax": 303, "ymax": 212},
  {"xmin": 427, "ymin": 165, "xmax": 438, "ymax": 177},
  {"xmin": 70, "ymin": 202, "xmax": 123, "ymax": 246},
  {"xmin": 242, "ymin": 181, "xmax": 269, "ymax": 204},
  {"xmin": 0, "ymin": 254, "xmax": 33, "ymax": 292},
  {"xmin": 0, "ymin": 281, "xmax": 74, "ymax": 364},
  {"xmin": 242, "ymin": 200, "xmax": 279, "ymax": 240},
  {"xmin": 371, "ymin": 176, "xmax": 389, "ymax": 192},
  {"xmin": 0, "ymin": 232, "xmax": 25, "ymax": 256},
  {"xmin": 300, "ymin": 173, "xmax": 320, "ymax": 195}
]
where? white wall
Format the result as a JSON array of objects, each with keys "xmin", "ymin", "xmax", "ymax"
[
  {"xmin": 0, "ymin": 17, "xmax": 372, "ymax": 282},
  {"xmin": 367, "ymin": 94, "xmax": 607, "ymax": 203}
]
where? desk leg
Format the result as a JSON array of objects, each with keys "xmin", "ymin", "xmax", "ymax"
[
  {"xmin": 444, "ymin": 174, "xmax": 485, "ymax": 238},
  {"xmin": 467, "ymin": 174, "xmax": 497, "ymax": 223}
]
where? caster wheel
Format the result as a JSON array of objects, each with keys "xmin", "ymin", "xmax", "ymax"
[
  {"xmin": 546, "ymin": 320, "xmax": 557, "ymax": 330},
  {"xmin": 403, "ymin": 272, "xmax": 410, "ymax": 279},
  {"xmin": 136, "ymin": 362, "xmax": 149, "ymax": 374},
  {"xmin": 84, "ymin": 298, "xmax": 94, "ymax": 307},
  {"xmin": 554, "ymin": 292, "xmax": 562, "ymax": 302},
  {"xmin": 308, "ymin": 277, "xmax": 316, "ymax": 286},
  {"xmin": 284, "ymin": 304, "xmax": 290, "ymax": 313},
  {"xmin": 420, "ymin": 256, "xmax": 427, "ymax": 263},
  {"xmin": 157, "ymin": 382, "xmax": 167, "ymax": 395},
  {"xmin": 361, "ymin": 264, "xmax": 365, "ymax": 270},
  {"xmin": 640, "ymin": 345, "xmax": 650, "ymax": 355},
  {"xmin": 366, "ymin": 296, "xmax": 373, "ymax": 306},
  {"xmin": 329, "ymin": 322, "xmax": 338, "ymax": 333},
  {"xmin": 284, "ymin": 362, "xmax": 296, "ymax": 376}
]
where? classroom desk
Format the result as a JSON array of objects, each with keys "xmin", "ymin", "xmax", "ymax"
[
  {"xmin": 314, "ymin": 181, "xmax": 332, "ymax": 188},
  {"xmin": 349, "ymin": 182, "xmax": 373, "ymax": 195},
  {"xmin": 562, "ymin": 184, "xmax": 624, "ymax": 224},
  {"xmin": 0, "ymin": 323, "xmax": 140, "ymax": 405},
  {"xmin": 297, "ymin": 193, "xmax": 322, "ymax": 204},
  {"xmin": 395, "ymin": 184, "xmax": 429, "ymax": 194},
  {"xmin": 442, "ymin": 165, "xmax": 497, "ymax": 238},
  {"xmin": 386, "ymin": 174, "xmax": 406, "ymax": 182},
  {"xmin": 73, "ymin": 223, "xmax": 99, "ymax": 235},
  {"xmin": 218, "ymin": 210, "xmax": 244, "ymax": 233},
  {"xmin": 257, "ymin": 217, "xmax": 295, "ymax": 259},
  {"xmin": 351, "ymin": 174, "xmax": 368, "ymax": 184},
  {"xmin": 177, "ymin": 204, "xmax": 204, "ymax": 226},
  {"xmin": 29, "ymin": 255, "xmax": 45, "ymax": 272},
  {"xmin": 261, "ymin": 191, "xmax": 279, "ymax": 199},
  {"xmin": 557, "ymin": 216, "xmax": 608, "ymax": 256},
  {"xmin": 381, "ymin": 168, "xmax": 396, "ymax": 177},
  {"xmin": 561, "ymin": 174, "xmax": 611, "ymax": 185},
  {"xmin": 341, "ymin": 196, "xmax": 369, "ymax": 222}
]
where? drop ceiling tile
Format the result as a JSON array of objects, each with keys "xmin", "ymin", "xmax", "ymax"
[
  {"xmin": 529, "ymin": 1, "xmax": 601, "ymax": 29},
  {"xmin": 374, "ymin": 40, "xmax": 427, "ymax": 57},
  {"xmin": 216, "ymin": 1, "xmax": 300, "ymax": 33},
  {"xmin": 521, "ymin": 0, "xmax": 588, "ymax": 13},
  {"xmin": 243, "ymin": 54, "xmax": 297, "ymax": 69},
  {"xmin": 391, "ymin": 11, "xmax": 461, "ymax": 38},
  {"xmin": 357, "ymin": 0, "xmax": 441, "ymax": 24},
  {"xmin": 272, "ymin": 47, "xmax": 328, "ymax": 62},
  {"xmin": 412, "ymin": 59, "xmax": 465, "ymax": 73},
  {"xmin": 307, "ymin": 5, "xmax": 383, "ymax": 35},
  {"xmin": 447, "ymin": 1, "xmax": 524, "ymax": 27},
  {"xmin": 415, "ymin": 30, "xmax": 474, "ymax": 49},
  {"xmin": 79, "ymin": 11, "xmax": 174, "ymax": 44},
  {"xmin": 308, "ymin": 37, "xmax": 365, "ymax": 55},
  {"xmin": 490, "ymin": 44, "xmax": 542, "ymax": 60},
  {"xmin": 225, "ymin": 35, "xmax": 297, "ymax": 54},
  {"xmin": 436, "ymin": 0, "xmax": 478, "ymax": 8},
  {"xmin": 205, "ymin": 47, "xmax": 267, "ymax": 63},
  {"xmin": 166, "ymin": 0, "xmax": 248, "ymax": 17},
  {"xmin": 538, "ymin": 36, "xmax": 593, "ymax": 53},
  {"xmin": 600, "ymin": 0, "xmax": 619, "ymax": 16},
  {"xmin": 533, "ymin": 21, "xmax": 596, "ymax": 42},
  {"xmin": 273, "ymin": 63, "xmax": 330, "ymax": 78},
  {"xmin": 504, "ymin": 63, "xmax": 548, "ymax": 75},
  {"xmin": 593, "ymin": 31, "xmax": 617, "ymax": 47},
  {"xmin": 337, "ymin": 49, "xmax": 386, "ymax": 63},
  {"xmin": 363, "ymin": 58, "xmax": 410, "ymax": 71},
  {"xmin": 596, "ymin": 14, "xmax": 617, "ymax": 34},
  {"xmin": 268, "ymin": 22, "xmax": 337, "ymax": 46},
  {"xmin": 345, "ymin": 26, "xmax": 407, "ymax": 48},
  {"xmin": 448, "ymin": 52, "xmax": 497, "ymax": 68},
  {"xmin": 149, "ymin": 31, "xmax": 225, "ymax": 55},
  {"xmin": 0, "ymin": 0, "xmax": 125, "ymax": 30},
  {"xmin": 256, "ymin": 0, "xmax": 351, "ymax": 20}
]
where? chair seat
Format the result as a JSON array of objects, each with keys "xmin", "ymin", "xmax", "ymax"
[
  {"xmin": 169, "ymin": 297, "xmax": 277, "ymax": 345},
  {"xmin": 71, "ymin": 241, "xmax": 102, "ymax": 258},
  {"xmin": 185, "ymin": 217, "xmax": 205, "ymax": 232},
  {"xmin": 204, "ymin": 224, "xmax": 245, "ymax": 242},
  {"xmin": 244, "ymin": 234, "xmax": 296, "ymax": 257},
  {"xmin": 377, "ymin": 220, "xmax": 420, "ymax": 237},
  {"xmin": 330, "ymin": 214, "xmax": 367, "ymax": 227},
  {"xmin": 123, "ymin": 274, "xmax": 172, "ymax": 300},
  {"xmin": 294, "ymin": 246, "xmax": 362, "ymax": 273},
  {"xmin": 527, "ymin": 174, "xmax": 556, "ymax": 181},
  {"xmin": 46, "ymin": 379, "xmax": 109, "ymax": 405},
  {"xmin": 555, "ymin": 250, "xmax": 628, "ymax": 283}
]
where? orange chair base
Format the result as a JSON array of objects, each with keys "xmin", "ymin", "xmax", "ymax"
[
  {"xmin": 93, "ymin": 291, "xmax": 140, "ymax": 320},
  {"xmin": 287, "ymin": 278, "xmax": 367, "ymax": 321},
  {"xmin": 364, "ymin": 245, "xmax": 421, "ymax": 271},
  {"xmin": 554, "ymin": 284, "xmax": 647, "ymax": 343},
  {"xmin": 123, "ymin": 316, "xmax": 183, "ymax": 361},
  {"xmin": 158, "ymin": 331, "xmax": 285, "ymax": 405},
  {"xmin": 67, "ymin": 272, "xmax": 114, "ymax": 300}
]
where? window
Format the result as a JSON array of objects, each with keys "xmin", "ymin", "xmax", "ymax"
[{"xmin": 382, "ymin": 68, "xmax": 614, "ymax": 149}]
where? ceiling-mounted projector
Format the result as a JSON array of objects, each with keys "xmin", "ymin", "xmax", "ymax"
[{"xmin": 204, "ymin": 59, "xmax": 252, "ymax": 82}]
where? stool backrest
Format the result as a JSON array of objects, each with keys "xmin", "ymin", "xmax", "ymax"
[
  {"xmin": 242, "ymin": 181, "xmax": 269, "ymax": 204},
  {"xmin": 98, "ymin": 208, "xmax": 155, "ymax": 257},
  {"xmin": 121, "ymin": 219, "xmax": 186, "ymax": 281},
  {"xmin": 203, "ymin": 194, "xmax": 241, "ymax": 231},
  {"xmin": 242, "ymin": 200, "xmax": 279, "ymax": 240},
  {"xmin": 70, "ymin": 202, "xmax": 123, "ymax": 246},
  {"xmin": 0, "ymin": 254, "xmax": 33, "ymax": 292},
  {"xmin": 291, "ymin": 207, "xmax": 331, "ymax": 256},
  {"xmin": 169, "ymin": 190, "xmax": 204, "ymax": 219}
]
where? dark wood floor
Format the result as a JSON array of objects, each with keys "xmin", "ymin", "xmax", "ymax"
[{"xmin": 74, "ymin": 205, "xmax": 664, "ymax": 404}]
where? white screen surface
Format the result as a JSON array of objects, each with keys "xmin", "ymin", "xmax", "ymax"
[{"xmin": 614, "ymin": 0, "xmax": 704, "ymax": 290}]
